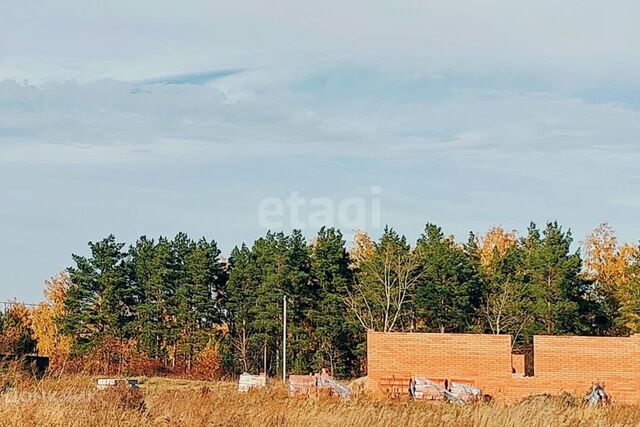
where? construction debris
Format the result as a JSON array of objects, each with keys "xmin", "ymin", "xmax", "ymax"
[
  {"xmin": 238, "ymin": 373, "xmax": 266, "ymax": 392},
  {"xmin": 444, "ymin": 382, "xmax": 482, "ymax": 404},
  {"xmin": 409, "ymin": 377, "xmax": 445, "ymax": 400},
  {"xmin": 410, "ymin": 377, "xmax": 481, "ymax": 404},
  {"xmin": 379, "ymin": 376, "xmax": 412, "ymax": 398},
  {"xmin": 288, "ymin": 370, "xmax": 351, "ymax": 400},
  {"xmin": 288, "ymin": 375, "xmax": 317, "ymax": 396},
  {"xmin": 348, "ymin": 376, "xmax": 369, "ymax": 395},
  {"xmin": 317, "ymin": 376, "xmax": 352, "ymax": 400},
  {"xmin": 585, "ymin": 383, "xmax": 609, "ymax": 406}
]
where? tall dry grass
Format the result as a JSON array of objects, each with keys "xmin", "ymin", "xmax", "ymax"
[{"xmin": 0, "ymin": 372, "xmax": 638, "ymax": 427}]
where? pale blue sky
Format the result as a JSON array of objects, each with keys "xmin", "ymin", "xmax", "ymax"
[{"xmin": 2, "ymin": 1, "xmax": 640, "ymax": 302}]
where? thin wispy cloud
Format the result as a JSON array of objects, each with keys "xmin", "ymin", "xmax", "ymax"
[{"xmin": 132, "ymin": 68, "xmax": 247, "ymax": 92}]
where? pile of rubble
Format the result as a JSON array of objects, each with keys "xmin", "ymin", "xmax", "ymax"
[
  {"xmin": 289, "ymin": 369, "xmax": 351, "ymax": 400},
  {"xmin": 409, "ymin": 377, "xmax": 482, "ymax": 404}
]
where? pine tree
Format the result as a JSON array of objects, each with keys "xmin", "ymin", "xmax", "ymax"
[
  {"xmin": 463, "ymin": 231, "xmax": 485, "ymax": 326},
  {"xmin": 129, "ymin": 236, "xmax": 174, "ymax": 362},
  {"xmin": 414, "ymin": 224, "xmax": 478, "ymax": 333},
  {"xmin": 64, "ymin": 235, "xmax": 133, "ymax": 352},
  {"xmin": 175, "ymin": 236, "xmax": 226, "ymax": 370},
  {"xmin": 249, "ymin": 232, "xmax": 286, "ymax": 376},
  {"xmin": 283, "ymin": 230, "xmax": 313, "ymax": 374},
  {"xmin": 225, "ymin": 244, "xmax": 260, "ymax": 373},
  {"xmin": 309, "ymin": 227, "xmax": 359, "ymax": 377},
  {"xmin": 522, "ymin": 222, "xmax": 588, "ymax": 335}
]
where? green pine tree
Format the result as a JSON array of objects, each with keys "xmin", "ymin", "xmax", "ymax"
[
  {"xmin": 414, "ymin": 224, "xmax": 478, "ymax": 332},
  {"xmin": 129, "ymin": 236, "xmax": 174, "ymax": 362},
  {"xmin": 309, "ymin": 227, "xmax": 360, "ymax": 377},
  {"xmin": 225, "ymin": 244, "xmax": 261, "ymax": 373},
  {"xmin": 522, "ymin": 222, "xmax": 589, "ymax": 336},
  {"xmin": 64, "ymin": 235, "xmax": 133, "ymax": 352},
  {"xmin": 175, "ymin": 236, "xmax": 226, "ymax": 370},
  {"xmin": 249, "ymin": 232, "xmax": 286, "ymax": 376}
]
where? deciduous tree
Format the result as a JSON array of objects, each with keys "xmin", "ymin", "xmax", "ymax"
[
  {"xmin": 346, "ymin": 227, "xmax": 421, "ymax": 332},
  {"xmin": 583, "ymin": 224, "xmax": 638, "ymax": 334},
  {"xmin": 32, "ymin": 272, "xmax": 72, "ymax": 365}
]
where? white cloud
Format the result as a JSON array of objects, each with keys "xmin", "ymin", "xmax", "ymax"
[
  {"xmin": 2, "ymin": 1, "xmax": 640, "ymax": 84},
  {"xmin": 2, "ymin": 70, "xmax": 640, "ymax": 167},
  {"xmin": 2, "ymin": 1, "xmax": 640, "ymax": 300}
]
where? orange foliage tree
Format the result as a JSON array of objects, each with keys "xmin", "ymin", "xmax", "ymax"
[
  {"xmin": 348, "ymin": 230, "xmax": 374, "ymax": 270},
  {"xmin": 191, "ymin": 340, "xmax": 223, "ymax": 380},
  {"xmin": 624, "ymin": 252, "xmax": 640, "ymax": 333},
  {"xmin": 583, "ymin": 224, "xmax": 639, "ymax": 333},
  {"xmin": 479, "ymin": 226, "xmax": 518, "ymax": 271},
  {"xmin": 31, "ymin": 272, "xmax": 73, "ymax": 367},
  {"xmin": 0, "ymin": 303, "xmax": 35, "ymax": 355}
]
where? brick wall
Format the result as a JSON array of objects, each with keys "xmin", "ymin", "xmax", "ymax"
[
  {"xmin": 511, "ymin": 354, "xmax": 525, "ymax": 375},
  {"xmin": 529, "ymin": 335, "xmax": 640, "ymax": 403},
  {"xmin": 367, "ymin": 331, "xmax": 640, "ymax": 403},
  {"xmin": 367, "ymin": 331, "xmax": 513, "ymax": 397}
]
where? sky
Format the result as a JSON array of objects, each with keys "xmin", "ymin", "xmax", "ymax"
[{"xmin": 2, "ymin": 1, "xmax": 640, "ymax": 302}]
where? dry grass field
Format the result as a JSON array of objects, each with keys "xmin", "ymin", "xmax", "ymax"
[{"xmin": 1, "ymin": 373, "xmax": 639, "ymax": 427}]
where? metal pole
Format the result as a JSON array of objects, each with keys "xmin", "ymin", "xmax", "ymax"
[
  {"xmin": 282, "ymin": 295, "xmax": 287, "ymax": 383},
  {"xmin": 263, "ymin": 342, "xmax": 267, "ymax": 378}
]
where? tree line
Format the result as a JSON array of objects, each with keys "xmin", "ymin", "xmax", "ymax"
[{"xmin": 1, "ymin": 222, "xmax": 639, "ymax": 379}]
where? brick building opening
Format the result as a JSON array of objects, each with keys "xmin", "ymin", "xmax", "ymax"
[{"xmin": 367, "ymin": 331, "xmax": 640, "ymax": 403}]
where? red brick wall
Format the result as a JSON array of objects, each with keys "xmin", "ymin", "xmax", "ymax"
[
  {"xmin": 511, "ymin": 354, "xmax": 525, "ymax": 375},
  {"xmin": 530, "ymin": 335, "xmax": 640, "ymax": 403},
  {"xmin": 367, "ymin": 331, "xmax": 513, "ymax": 397},
  {"xmin": 367, "ymin": 331, "xmax": 640, "ymax": 403}
]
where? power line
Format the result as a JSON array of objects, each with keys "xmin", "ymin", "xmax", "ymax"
[
  {"xmin": 0, "ymin": 300, "xmax": 39, "ymax": 306},
  {"xmin": 0, "ymin": 300, "xmax": 40, "ymax": 314}
]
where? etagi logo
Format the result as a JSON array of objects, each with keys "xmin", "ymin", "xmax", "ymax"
[{"xmin": 257, "ymin": 186, "xmax": 382, "ymax": 230}]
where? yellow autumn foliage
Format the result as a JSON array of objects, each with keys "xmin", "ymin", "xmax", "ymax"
[
  {"xmin": 31, "ymin": 272, "xmax": 72, "ymax": 365},
  {"xmin": 0, "ymin": 303, "xmax": 33, "ymax": 354},
  {"xmin": 479, "ymin": 226, "xmax": 518, "ymax": 270},
  {"xmin": 349, "ymin": 230, "xmax": 374, "ymax": 269},
  {"xmin": 583, "ymin": 224, "xmax": 640, "ymax": 332}
]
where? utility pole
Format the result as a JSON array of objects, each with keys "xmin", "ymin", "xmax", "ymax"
[
  {"xmin": 263, "ymin": 342, "xmax": 267, "ymax": 379},
  {"xmin": 282, "ymin": 295, "xmax": 287, "ymax": 383}
]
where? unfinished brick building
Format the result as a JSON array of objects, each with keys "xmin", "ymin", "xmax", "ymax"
[{"xmin": 367, "ymin": 331, "xmax": 640, "ymax": 403}]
